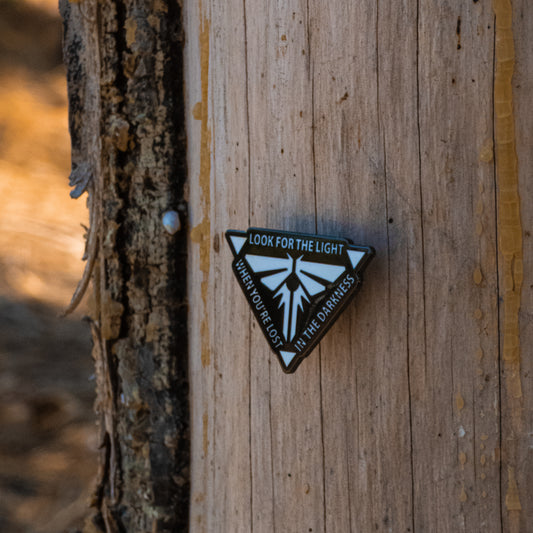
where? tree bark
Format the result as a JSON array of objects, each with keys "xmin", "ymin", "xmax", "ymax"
[{"xmin": 61, "ymin": 1, "xmax": 189, "ymax": 531}]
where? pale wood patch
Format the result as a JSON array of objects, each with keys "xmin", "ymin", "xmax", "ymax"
[{"xmin": 187, "ymin": 1, "xmax": 532, "ymax": 530}]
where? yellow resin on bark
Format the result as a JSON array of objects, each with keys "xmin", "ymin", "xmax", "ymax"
[
  {"xmin": 493, "ymin": 0, "xmax": 523, "ymax": 399},
  {"xmin": 190, "ymin": 14, "xmax": 212, "ymax": 368}
]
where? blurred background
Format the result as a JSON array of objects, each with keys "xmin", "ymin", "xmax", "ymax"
[{"xmin": 0, "ymin": 0, "xmax": 98, "ymax": 531}]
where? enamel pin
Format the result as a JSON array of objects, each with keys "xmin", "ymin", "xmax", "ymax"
[{"xmin": 226, "ymin": 227, "xmax": 374, "ymax": 373}]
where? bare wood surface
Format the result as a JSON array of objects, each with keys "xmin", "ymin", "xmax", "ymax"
[
  {"xmin": 312, "ymin": 2, "xmax": 417, "ymax": 531},
  {"xmin": 414, "ymin": 2, "xmax": 500, "ymax": 530},
  {"xmin": 186, "ymin": 0, "xmax": 532, "ymax": 531}
]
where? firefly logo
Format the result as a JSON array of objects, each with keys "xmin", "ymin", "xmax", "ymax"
[
  {"xmin": 226, "ymin": 228, "xmax": 374, "ymax": 373},
  {"xmin": 245, "ymin": 254, "xmax": 345, "ymax": 342}
]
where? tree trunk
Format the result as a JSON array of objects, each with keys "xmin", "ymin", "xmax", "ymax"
[
  {"xmin": 186, "ymin": 0, "xmax": 533, "ymax": 532},
  {"xmin": 62, "ymin": 0, "xmax": 533, "ymax": 530},
  {"xmin": 61, "ymin": 0, "xmax": 189, "ymax": 531}
]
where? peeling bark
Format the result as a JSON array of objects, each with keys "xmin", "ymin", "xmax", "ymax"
[{"xmin": 61, "ymin": 1, "xmax": 189, "ymax": 531}]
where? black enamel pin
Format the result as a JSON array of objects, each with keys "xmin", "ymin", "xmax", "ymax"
[{"xmin": 226, "ymin": 227, "xmax": 374, "ymax": 373}]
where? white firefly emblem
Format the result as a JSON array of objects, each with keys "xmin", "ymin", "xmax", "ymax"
[{"xmin": 245, "ymin": 254, "xmax": 345, "ymax": 341}]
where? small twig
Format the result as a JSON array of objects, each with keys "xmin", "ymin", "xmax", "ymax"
[
  {"xmin": 102, "ymin": 499, "xmax": 120, "ymax": 533},
  {"xmin": 62, "ymin": 187, "xmax": 100, "ymax": 316},
  {"xmin": 89, "ymin": 317, "xmax": 120, "ymax": 506},
  {"xmin": 90, "ymin": 431, "xmax": 110, "ymax": 508}
]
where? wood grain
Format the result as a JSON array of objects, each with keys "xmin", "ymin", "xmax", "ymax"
[
  {"xmin": 415, "ymin": 2, "xmax": 500, "ymax": 530},
  {"xmin": 311, "ymin": 1, "xmax": 418, "ymax": 531},
  {"xmin": 186, "ymin": 0, "xmax": 532, "ymax": 530}
]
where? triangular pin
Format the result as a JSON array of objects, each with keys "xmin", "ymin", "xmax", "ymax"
[{"xmin": 226, "ymin": 228, "xmax": 374, "ymax": 373}]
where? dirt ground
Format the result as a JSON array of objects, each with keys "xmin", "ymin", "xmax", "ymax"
[{"xmin": 0, "ymin": 0, "xmax": 98, "ymax": 531}]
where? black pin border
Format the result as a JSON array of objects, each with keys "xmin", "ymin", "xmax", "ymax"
[{"xmin": 226, "ymin": 227, "xmax": 375, "ymax": 373}]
